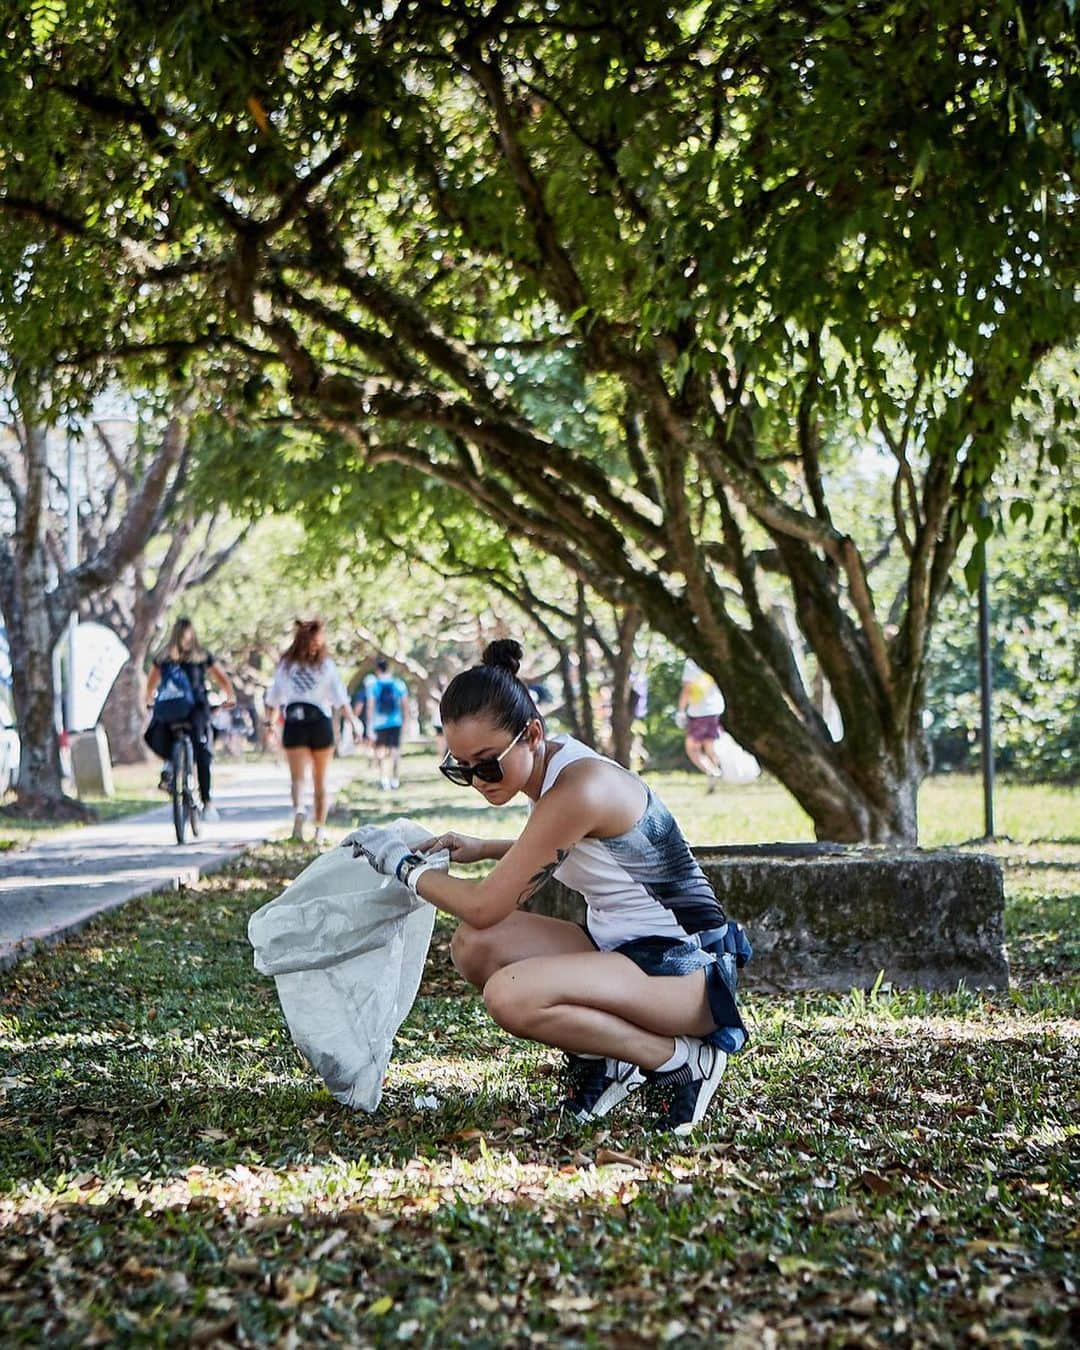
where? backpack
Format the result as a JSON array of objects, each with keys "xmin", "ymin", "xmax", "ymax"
[
  {"xmin": 375, "ymin": 678, "xmax": 400, "ymax": 717},
  {"xmin": 154, "ymin": 660, "xmax": 196, "ymax": 724}
]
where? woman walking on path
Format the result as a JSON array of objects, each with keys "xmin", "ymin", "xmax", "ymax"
[
  {"xmin": 345, "ymin": 639, "xmax": 750, "ymax": 1134},
  {"xmin": 266, "ymin": 619, "xmax": 359, "ymax": 846},
  {"xmin": 145, "ymin": 618, "xmax": 234, "ymax": 821},
  {"xmin": 676, "ymin": 657, "xmax": 727, "ymax": 792}
]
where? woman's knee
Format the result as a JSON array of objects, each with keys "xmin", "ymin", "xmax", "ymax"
[
  {"xmin": 451, "ymin": 923, "xmax": 496, "ymax": 987},
  {"xmin": 482, "ymin": 967, "xmax": 538, "ymax": 1038}
]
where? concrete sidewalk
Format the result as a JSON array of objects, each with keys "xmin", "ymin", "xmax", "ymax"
[{"xmin": 0, "ymin": 759, "xmax": 358, "ymax": 969}]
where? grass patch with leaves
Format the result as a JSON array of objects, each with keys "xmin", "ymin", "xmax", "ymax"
[
  {"xmin": 0, "ymin": 765, "xmax": 1077, "ymax": 1346},
  {"xmin": 0, "ymin": 763, "xmax": 168, "ymax": 852}
]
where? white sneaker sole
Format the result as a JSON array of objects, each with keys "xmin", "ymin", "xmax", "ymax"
[{"xmin": 670, "ymin": 1050, "xmax": 728, "ymax": 1135}]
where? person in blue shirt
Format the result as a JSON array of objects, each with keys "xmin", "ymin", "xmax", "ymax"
[
  {"xmin": 366, "ymin": 659, "xmax": 408, "ymax": 791},
  {"xmin": 351, "ymin": 671, "xmax": 376, "ymax": 763}
]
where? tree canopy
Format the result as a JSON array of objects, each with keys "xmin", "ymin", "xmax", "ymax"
[{"xmin": 1, "ymin": 0, "xmax": 1077, "ymax": 839}]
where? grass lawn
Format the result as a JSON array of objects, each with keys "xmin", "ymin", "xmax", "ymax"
[
  {"xmin": 0, "ymin": 755, "xmax": 1077, "ymax": 1345},
  {"xmin": 0, "ymin": 763, "xmax": 166, "ymax": 851}
]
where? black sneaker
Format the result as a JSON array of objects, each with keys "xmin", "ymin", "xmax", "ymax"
[
  {"xmin": 561, "ymin": 1054, "xmax": 645, "ymax": 1123},
  {"xmin": 647, "ymin": 1043, "xmax": 728, "ymax": 1135},
  {"xmin": 158, "ymin": 767, "xmax": 173, "ymax": 793}
]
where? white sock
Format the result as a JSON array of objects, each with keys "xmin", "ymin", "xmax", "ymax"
[{"xmin": 653, "ymin": 1035, "xmax": 695, "ymax": 1075}]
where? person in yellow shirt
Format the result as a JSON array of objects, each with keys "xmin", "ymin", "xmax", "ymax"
[{"xmin": 676, "ymin": 659, "xmax": 726, "ymax": 792}]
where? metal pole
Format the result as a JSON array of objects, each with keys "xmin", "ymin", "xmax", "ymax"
[
  {"xmin": 977, "ymin": 505, "xmax": 995, "ymax": 840},
  {"xmin": 65, "ymin": 426, "xmax": 78, "ymax": 732}
]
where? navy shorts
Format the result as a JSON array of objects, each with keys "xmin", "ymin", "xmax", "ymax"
[{"xmin": 604, "ymin": 930, "xmax": 751, "ymax": 1055}]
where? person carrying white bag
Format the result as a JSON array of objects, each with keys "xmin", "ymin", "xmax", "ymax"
[
  {"xmin": 247, "ymin": 819, "xmax": 449, "ymax": 1111},
  {"xmin": 343, "ymin": 638, "xmax": 752, "ymax": 1137}
]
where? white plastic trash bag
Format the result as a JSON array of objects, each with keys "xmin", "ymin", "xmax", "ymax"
[
  {"xmin": 248, "ymin": 817, "xmax": 447, "ymax": 1111},
  {"xmin": 715, "ymin": 731, "xmax": 761, "ymax": 785}
]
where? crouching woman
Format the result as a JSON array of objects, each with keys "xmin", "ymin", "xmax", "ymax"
[{"xmin": 346, "ymin": 639, "xmax": 750, "ymax": 1134}]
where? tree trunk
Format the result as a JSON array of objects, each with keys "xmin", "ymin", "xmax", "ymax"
[
  {"xmin": 555, "ymin": 645, "xmax": 582, "ymax": 740},
  {"xmin": 99, "ymin": 654, "xmax": 150, "ymax": 764},
  {"xmin": 805, "ymin": 768, "xmax": 920, "ymax": 844},
  {"xmin": 0, "ymin": 403, "xmax": 186, "ymax": 817},
  {"xmin": 574, "ymin": 580, "xmax": 597, "ymax": 750},
  {"xmin": 608, "ymin": 605, "xmax": 642, "ymax": 769},
  {"xmin": 8, "ymin": 553, "xmax": 70, "ymax": 810}
]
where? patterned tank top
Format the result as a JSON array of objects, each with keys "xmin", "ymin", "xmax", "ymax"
[{"xmin": 535, "ymin": 736, "xmax": 726, "ymax": 950}]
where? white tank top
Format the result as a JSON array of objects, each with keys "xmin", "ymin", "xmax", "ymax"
[{"xmin": 535, "ymin": 736, "xmax": 725, "ymax": 949}]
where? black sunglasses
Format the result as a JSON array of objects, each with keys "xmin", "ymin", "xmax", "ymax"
[{"xmin": 439, "ymin": 723, "xmax": 530, "ymax": 787}]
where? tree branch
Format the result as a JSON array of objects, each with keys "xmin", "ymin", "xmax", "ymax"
[
  {"xmin": 55, "ymin": 414, "xmax": 187, "ymax": 614},
  {"xmin": 465, "ymin": 46, "xmax": 590, "ymax": 317}
]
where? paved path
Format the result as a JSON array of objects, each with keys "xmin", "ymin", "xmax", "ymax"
[{"xmin": 0, "ymin": 760, "xmax": 358, "ymax": 969}]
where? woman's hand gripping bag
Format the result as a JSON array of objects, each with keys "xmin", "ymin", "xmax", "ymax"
[{"xmin": 247, "ymin": 818, "xmax": 447, "ymax": 1110}]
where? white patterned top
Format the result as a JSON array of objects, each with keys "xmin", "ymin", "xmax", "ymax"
[{"xmin": 266, "ymin": 658, "xmax": 349, "ymax": 719}]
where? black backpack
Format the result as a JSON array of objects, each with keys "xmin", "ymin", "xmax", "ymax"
[{"xmin": 375, "ymin": 678, "xmax": 399, "ymax": 716}]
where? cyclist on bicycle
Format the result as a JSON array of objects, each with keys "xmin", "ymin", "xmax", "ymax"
[{"xmin": 145, "ymin": 617, "xmax": 235, "ymax": 821}]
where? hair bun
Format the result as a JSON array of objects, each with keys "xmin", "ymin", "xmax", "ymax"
[{"xmin": 482, "ymin": 638, "xmax": 523, "ymax": 676}]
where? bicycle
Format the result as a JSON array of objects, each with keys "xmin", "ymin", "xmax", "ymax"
[{"xmin": 168, "ymin": 720, "xmax": 202, "ymax": 844}]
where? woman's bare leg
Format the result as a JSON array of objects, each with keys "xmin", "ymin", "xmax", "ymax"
[
  {"xmin": 284, "ymin": 746, "xmax": 310, "ymax": 812},
  {"xmin": 483, "ymin": 953, "xmax": 716, "ymax": 1071},
  {"xmin": 309, "ymin": 745, "xmax": 335, "ymax": 825},
  {"xmin": 684, "ymin": 734, "xmax": 722, "ymax": 788},
  {"xmin": 451, "ymin": 911, "xmax": 596, "ymax": 989}
]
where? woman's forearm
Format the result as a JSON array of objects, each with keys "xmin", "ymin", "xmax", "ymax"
[
  {"xmin": 414, "ymin": 868, "xmax": 511, "ymax": 929},
  {"xmin": 482, "ymin": 839, "xmax": 515, "ymax": 861}
]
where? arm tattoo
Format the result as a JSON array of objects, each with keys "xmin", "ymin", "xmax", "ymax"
[{"xmin": 517, "ymin": 849, "xmax": 569, "ymax": 907}]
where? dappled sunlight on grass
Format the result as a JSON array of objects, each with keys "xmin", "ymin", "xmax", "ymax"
[{"xmin": 0, "ymin": 770, "xmax": 1077, "ymax": 1344}]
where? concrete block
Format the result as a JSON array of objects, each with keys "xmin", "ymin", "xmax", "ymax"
[
  {"xmin": 71, "ymin": 725, "xmax": 114, "ymax": 798},
  {"xmin": 527, "ymin": 842, "xmax": 1008, "ymax": 992}
]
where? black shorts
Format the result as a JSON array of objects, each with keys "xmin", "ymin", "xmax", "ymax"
[
  {"xmin": 375, "ymin": 725, "xmax": 401, "ymax": 749},
  {"xmin": 281, "ymin": 703, "xmax": 335, "ymax": 751}
]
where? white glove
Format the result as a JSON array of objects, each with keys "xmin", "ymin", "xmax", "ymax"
[
  {"xmin": 342, "ymin": 823, "xmax": 401, "ymax": 861},
  {"xmin": 675, "ymin": 709, "xmax": 688, "ymax": 729},
  {"xmin": 342, "ymin": 824, "xmax": 437, "ymax": 895}
]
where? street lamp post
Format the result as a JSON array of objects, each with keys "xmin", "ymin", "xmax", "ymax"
[
  {"xmin": 64, "ymin": 424, "xmax": 78, "ymax": 733},
  {"xmin": 977, "ymin": 501, "xmax": 995, "ymax": 841}
]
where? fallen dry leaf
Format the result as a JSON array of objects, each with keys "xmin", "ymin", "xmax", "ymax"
[
  {"xmin": 224, "ymin": 1253, "xmax": 259, "ymax": 1277},
  {"xmin": 279, "ymin": 1270, "xmax": 319, "ymax": 1306},
  {"xmin": 595, "ymin": 1148, "xmax": 642, "ymax": 1168},
  {"xmin": 310, "ymin": 1228, "xmax": 348, "ymax": 1261},
  {"xmin": 823, "ymin": 1204, "xmax": 861, "ymax": 1224}
]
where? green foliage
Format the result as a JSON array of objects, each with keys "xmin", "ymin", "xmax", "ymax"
[
  {"xmin": 638, "ymin": 654, "xmax": 687, "ymax": 770},
  {"xmin": 925, "ymin": 383, "xmax": 1080, "ymax": 783},
  {"xmin": 928, "ymin": 545, "xmax": 1080, "ymax": 784},
  {"xmin": 2, "ymin": 1, "xmax": 1078, "ymax": 839}
]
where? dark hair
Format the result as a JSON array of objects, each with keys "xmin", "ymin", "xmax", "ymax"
[
  {"xmin": 440, "ymin": 639, "xmax": 542, "ymax": 734},
  {"xmin": 375, "ymin": 658, "xmax": 389, "ymax": 673},
  {"xmin": 281, "ymin": 618, "xmax": 327, "ymax": 667},
  {"xmin": 160, "ymin": 616, "xmax": 206, "ymax": 664}
]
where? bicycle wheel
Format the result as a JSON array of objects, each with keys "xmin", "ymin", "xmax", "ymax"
[
  {"xmin": 182, "ymin": 733, "xmax": 202, "ymax": 839},
  {"xmin": 171, "ymin": 736, "xmax": 188, "ymax": 844},
  {"xmin": 187, "ymin": 768, "xmax": 202, "ymax": 838}
]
